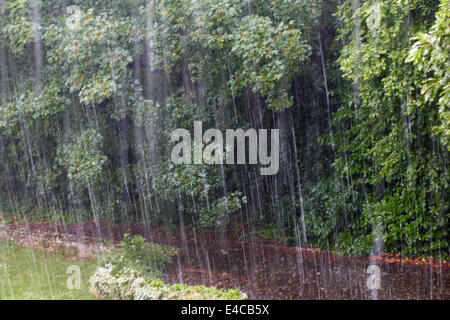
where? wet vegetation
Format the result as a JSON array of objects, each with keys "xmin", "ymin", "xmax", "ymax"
[
  {"xmin": 0, "ymin": 0, "xmax": 448, "ymax": 300},
  {"xmin": 0, "ymin": 241, "xmax": 96, "ymax": 299},
  {"xmin": 91, "ymin": 234, "xmax": 247, "ymax": 299}
]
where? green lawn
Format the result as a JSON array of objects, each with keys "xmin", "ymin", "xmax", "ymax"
[{"xmin": 0, "ymin": 241, "xmax": 97, "ymax": 299}]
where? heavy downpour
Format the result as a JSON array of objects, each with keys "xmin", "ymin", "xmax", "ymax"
[{"xmin": 0, "ymin": 0, "xmax": 448, "ymax": 300}]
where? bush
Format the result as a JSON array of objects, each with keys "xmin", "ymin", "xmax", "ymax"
[
  {"xmin": 90, "ymin": 234, "xmax": 247, "ymax": 300},
  {"xmin": 103, "ymin": 234, "xmax": 174, "ymax": 280},
  {"xmin": 89, "ymin": 264, "xmax": 247, "ymax": 300},
  {"xmin": 199, "ymin": 191, "xmax": 247, "ymax": 229}
]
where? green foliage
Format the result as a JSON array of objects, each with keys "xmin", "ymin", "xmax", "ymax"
[
  {"xmin": 155, "ymin": 162, "xmax": 216, "ymax": 200},
  {"xmin": 0, "ymin": 82, "xmax": 67, "ymax": 129},
  {"xmin": 407, "ymin": 0, "xmax": 450, "ymax": 150},
  {"xmin": 0, "ymin": 0, "xmax": 447, "ymax": 261},
  {"xmin": 0, "ymin": 0, "xmax": 33, "ymax": 54},
  {"xmin": 57, "ymin": 129, "xmax": 107, "ymax": 183},
  {"xmin": 90, "ymin": 264, "xmax": 247, "ymax": 300},
  {"xmin": 230, "ymin": 15, "xmax": 311, "ymax": 110},
  {"xmin": 199, "ymin": 191, "xmax": 247, "ymax": 229},
  {"xmin": 102, "ymin": 234, "xmax": 174, "ymax": 280},
  {"xmin": 91, "ymin": 234, "xmax": 246, "ymax": 300},
  {"xmin": 44, "ymin": 7, "xmax": 134, "ymax": 107},
  {"xmin": 333, "ymin": 0, "xmax": 449, "ymax": 257},
  {"xmin": 149, "ymin": 0, "xmax": 314, "ymax": 110},
  {"xmin": 334, "ymin": 231, "xmax": 374, "ymax": 256},
  {"xmin": 254, "ymin": 223, "xmax": 293, "ymax": 243}
]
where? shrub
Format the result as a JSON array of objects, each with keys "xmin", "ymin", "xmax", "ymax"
[
  {"xmin": 89, "ymin": 264, "xmax": 247, "ymax": 300},
  {"xmin": 103, "ymin": 234, "xmax": 174, "ymax": 280},
  {"xmin": 199, "ymin": 191, "xmax": 247, "ymax": 229},
  {"xmin": 90, "ymin": 234, "xmax": 247, "ymax": 300}
]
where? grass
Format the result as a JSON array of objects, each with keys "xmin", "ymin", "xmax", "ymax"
[{"xmin": 0, "ymin": 241, "xmax": 97, "ymax": 299}]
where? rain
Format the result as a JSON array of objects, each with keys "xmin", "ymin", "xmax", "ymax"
[{"xmin": 0, "ymin": 0, "xmax": 448, "ymax": 301}]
